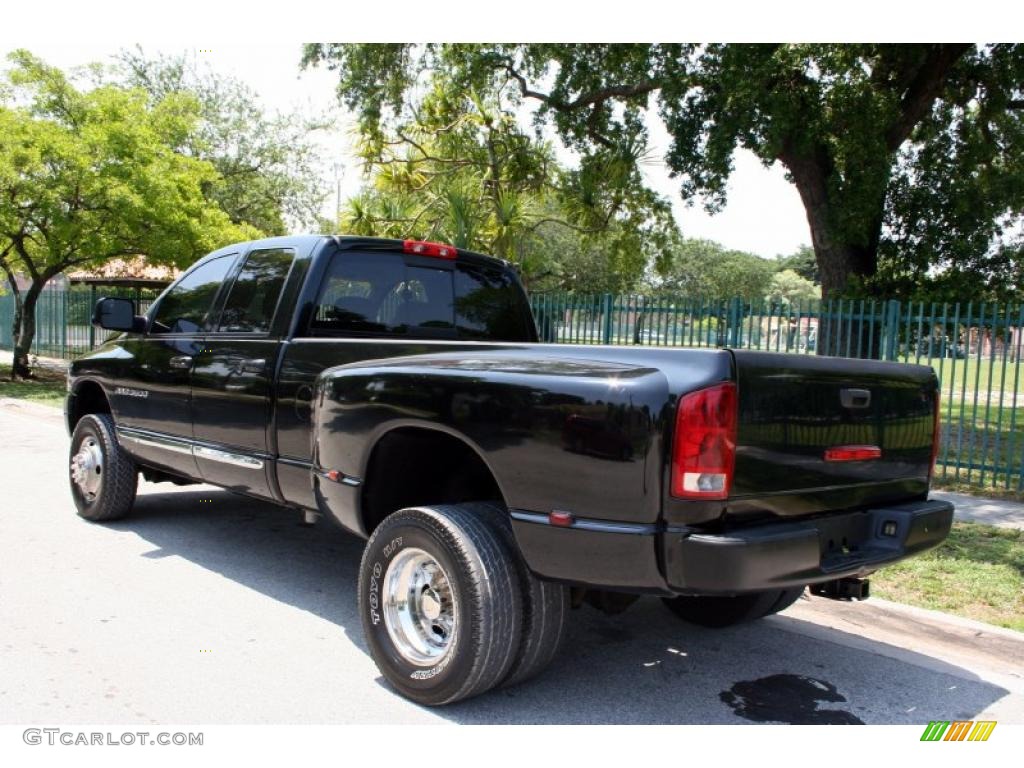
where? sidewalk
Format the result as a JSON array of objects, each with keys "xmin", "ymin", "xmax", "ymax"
[
  {"xmin": 932, "ymin": 490, "xmax": 1024, "ymax": 530},
  {"xmin": 0, "ymin": 349, "xmax": 69, "ymax": 372}
]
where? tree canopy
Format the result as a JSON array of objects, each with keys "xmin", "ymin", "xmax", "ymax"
[
  {"xmin": 766, "ymin": 269, "xmax": 821, "ymax": 305},
  {"xmin": 304, "ymin": 43, "xmax": 1024, "ymax": 299},
  {"xmin": 648, "ymin": 238, "xmax": 777, "ymax": 300},
  {"xmin": 0, "ymin": 50, "xmax": 248, "ymax": 376},
  {"xmin": 328, "ymin": 60, "xmax": 678, "ymax": 292},
  {"xmin": 118, "ymin": 48, "xmax": 328, "ymax": 235}
]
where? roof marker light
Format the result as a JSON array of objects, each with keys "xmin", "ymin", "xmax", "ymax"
[{"xmin": 403, "ymin": 239, "xmax": 457, "ymax": 260}]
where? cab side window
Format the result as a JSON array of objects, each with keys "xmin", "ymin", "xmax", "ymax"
[
  {"xmin": 149, "ymin": 254, "xmax": 237, "ymax": 335},
  {"xmin": 216, "ymin": 248, "xmax": 296, "ymax": 334}
]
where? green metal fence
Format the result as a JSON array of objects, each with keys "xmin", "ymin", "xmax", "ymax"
[
  {"xmin": 0, "ymin": 287, "xmax": 155, "ymax": 361},
  {"xmin": 2, "ymin": 286, "xmax": 1023, "ymax": 493},
  {"xmin": 530, "ymin": 292, "xmax": 1024, "ymax": 492}
]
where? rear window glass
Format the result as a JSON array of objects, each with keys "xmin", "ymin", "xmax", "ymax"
[
  {"xmin": 454, "ymin": 264, "xmax": 533, "ymax": 341},
  {"xmin": 309, "ymin": 251, "xmax": 532, "ymax": 341}
]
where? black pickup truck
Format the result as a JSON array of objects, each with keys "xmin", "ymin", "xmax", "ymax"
[{"xmin": 66, "ymin": 234, "xmax": 953, "ymax": 705}]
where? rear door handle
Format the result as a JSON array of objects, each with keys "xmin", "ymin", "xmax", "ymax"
[
  {"xmin": 169, "ymin": 355, "xmax": 193, "ymax": 370},
  {"xmin": 239, "ymin": 358, "xmax": 266, "ymax": 374}
]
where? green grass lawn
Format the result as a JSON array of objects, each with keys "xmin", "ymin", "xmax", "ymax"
[
  {"xmin": 871, "ymin": 521, "xmax": 1024, "ymax": 632},
  {"xmin": 935, "ymin": 404, "xmax": 1024, "ymax": 490},
  {"xmin": 0, "ymin": 364, "xmax": 66, "ymax": 408}
]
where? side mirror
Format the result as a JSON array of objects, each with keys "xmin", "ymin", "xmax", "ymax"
[{"xmin": 92, "ymin": 297, "xmax": 145, "ymax": 333}]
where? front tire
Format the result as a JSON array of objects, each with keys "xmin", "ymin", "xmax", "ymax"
[
  {"xmin": 358, "ymin": 505, "xmax": 523, "ymax": 706},
  {"xmin": 662, "ymin": 587, "xmax": 805, "ymax": 628},
  {"xmin": 69, "ymin": 414, "xmax": 138, "ymax": 522}
]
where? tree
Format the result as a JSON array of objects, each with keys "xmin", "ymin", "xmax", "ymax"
[
  {"xmin": 649, "ymin": 238, "xmax": 776, "ymax": 300},
  {"xmin": 0, "ymin": 51, "xmax": 246, "ymax": 378},
  {"xmin": 775, "ymin": 245, "xmax": 819, "ymax": 285},
  {"xmin": 766, "ymin": 269, "xmax": 821, "ymax": 304},
  {"xmin": 118, "ymin": 48, "xmax": 328, "ymax": 234},
  {"xmin": 303, "ymin": 44, "xmax": 1023, "ymax": 298},
  {"xmin": 332, "ymin": 66, "xmax": 677, "ymax": 291}
]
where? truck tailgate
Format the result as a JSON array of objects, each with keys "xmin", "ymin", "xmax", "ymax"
[{"xmin": 728, "ymin": 350, "xmax": 938, "ymax": 519}]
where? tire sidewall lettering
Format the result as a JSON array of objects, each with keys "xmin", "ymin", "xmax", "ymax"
[
  {"xmin": 368, "ymin": 537, "xmax": 402, "ymax": 626},
  {"xmin": 361, "ymin": 519, "xmax": 473, "ymax": 699}
]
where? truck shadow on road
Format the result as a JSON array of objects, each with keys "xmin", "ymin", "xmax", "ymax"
[{"xmin": 116, "ymin": 486, "xmax": 1012, "ymax": 725}]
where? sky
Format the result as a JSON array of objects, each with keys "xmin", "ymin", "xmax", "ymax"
[{"xmin": 6, "ymin": 43, "xmax": 812, "ymax": 259}]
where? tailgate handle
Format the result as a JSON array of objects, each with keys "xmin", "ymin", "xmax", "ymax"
[{"xmin": 840, "ymin": 388, "xmax": 871, "ymax": 409}]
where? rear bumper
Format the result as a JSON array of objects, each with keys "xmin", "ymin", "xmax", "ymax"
[
  {"xmin": 510, "ymin": 498, "xmax": 954, "ymax": 595},
  {"xmin": 662, "ymin": 498, "xmax": 953, "ymax": 594}
]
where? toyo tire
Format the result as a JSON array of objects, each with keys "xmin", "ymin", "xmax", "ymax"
[{"xmin": 358, "ymin": 504, "xmax": 523, "ymax": 706}]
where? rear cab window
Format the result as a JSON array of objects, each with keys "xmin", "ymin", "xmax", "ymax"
[
  {"xmin": 308, "ymin": 249, "xmax": 535, "ymax": 342},
  {"xmin": 216, "ymin": 247, "xmax": 296, "ymax": 334}
]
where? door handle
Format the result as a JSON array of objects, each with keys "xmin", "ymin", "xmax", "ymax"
[
  {"xmin": 239, "ymin": 358, "xmax": 266, "ymax": 374},
  {"xmin": 169, "ymin": 355, "xmax": 193, "ymax": 370},
  {"xmin": 840, "ymin": 388, "xmax": 871, "ymax": 409}
]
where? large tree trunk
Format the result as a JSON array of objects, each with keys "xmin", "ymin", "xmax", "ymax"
[
  {"xmin": 11, "ymin": 284, "xmax": 41, "ymax": 379},
  {"xmin": 784, "ymin": 150, "xmax": 881, "ymax": 297},
  {"xmin": 1, "ymin": 260, "xmax": 28, "ymax": 380},
  {"xmin": 783, "ymin": 149, "xmax": 886, "ymax": 358}
]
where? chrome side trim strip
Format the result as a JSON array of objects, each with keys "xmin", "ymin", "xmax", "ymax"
[
  {"xmin": 118, "ymin": 428, "xmax": 265, "ymax": 469},
  {"xmin": 119, "ymin": 432, "xmax": 194, "ymax": 457},
  {"xmin": 193, "ymin": 445, "xmax": 264, "ymax": 469},
  {"xmin": 509, "ymin": 509, "xmax": 659, "ymax": 535},
  {"xmin": 277, "ymin": 456, "xmax": 313, "ymax": 469}
]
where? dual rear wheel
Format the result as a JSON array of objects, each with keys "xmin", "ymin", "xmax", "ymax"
[
  {"xmin": 357, "ymin": 503, "xmax": 569, "ymax": 706},
  {"xmin": 357, "ymin": 502, "xmax": 804, "ymax": 705}
]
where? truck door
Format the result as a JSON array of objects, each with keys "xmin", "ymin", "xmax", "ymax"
[
  {"xmin": 115, "ymin": 253, "xmax": 239, "ymax": 478},
  {"xmin": 189, "ymin": 246, "xmax": 297, "ymax": 500}
]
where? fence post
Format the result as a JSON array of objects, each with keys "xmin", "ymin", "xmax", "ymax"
[
  {"xmin": 728, "ymin": 297, "xmax": 743, "ymax": 347},
  {"xmin": 89, "ymin": 284, "xmax": 96, "ymax": 350},
  {"xmin": 602, "ymin": 293, "xmax": 614, "ymax": 344},
  {"xmin": 60, "ymin": 290, "xmax": 67, "ymax": 359},
  {"xmin": 883, "ymin": 300, "xmax": 902, "ymax": 361}
]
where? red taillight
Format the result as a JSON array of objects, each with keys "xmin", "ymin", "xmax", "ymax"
[
  {"xmin": 403, "ymin": 239, "xmax": 457, "ymax": 259},
  {"xmin": 930, "ymin": 390, "xmax": 941, "ymax": 480},
  {"xmin": 824, "ymin": 445, "xmax": 882, "ymax": 462},
  {"xmin": 671, "ymin": 382, "xmax": 737, "ymax": 500}
]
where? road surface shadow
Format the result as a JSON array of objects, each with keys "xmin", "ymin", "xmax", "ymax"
[{"xmin": 115, "ymin": 486, "xmax": 1011, "ymax": 725}]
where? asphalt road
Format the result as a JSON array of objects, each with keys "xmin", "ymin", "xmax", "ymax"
[{"xmin": 1, "ymin": 402, "xmax": 1022, "ymax": 725}]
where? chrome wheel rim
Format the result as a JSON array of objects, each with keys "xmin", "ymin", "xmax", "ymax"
[
  {"xmin": 70, "ymin": 436, "xmax": 103, "ymax": 501},
  {"xmin": 382, "ymin": 548, "xmax": 456, "ymax": 666}
]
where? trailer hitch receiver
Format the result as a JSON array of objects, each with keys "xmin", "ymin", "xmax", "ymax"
[{"xmin": 810, "ymin": 577, "xmax": 870, "ymax": 601}]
